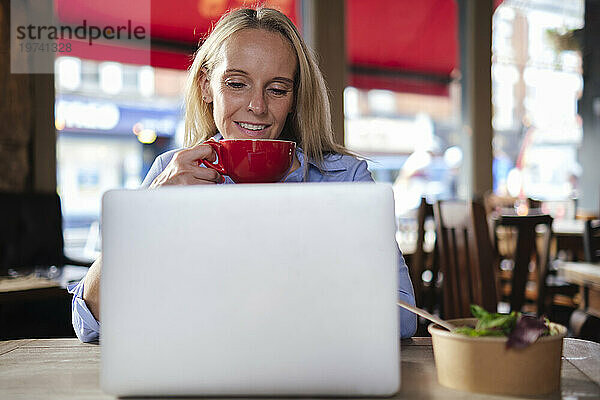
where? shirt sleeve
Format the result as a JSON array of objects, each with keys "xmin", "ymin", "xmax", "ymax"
[
  {"xmin": 397, "ymin": 249, "xmax": 417, "ymax": 338},
  {"xmin": 67, "ymin": 278, "xmax": 100, "ymax": 343},
  {"xmin": 140, "ymin": 155, "xmax": 165, "ymax": 188}
]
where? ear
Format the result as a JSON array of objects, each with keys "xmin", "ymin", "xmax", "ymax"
[{"xmin": 199, "ymin": 68, "xmax": 213, "ymax": 103}]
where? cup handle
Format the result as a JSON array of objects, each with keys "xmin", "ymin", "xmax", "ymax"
[{"xmin": 198, "ymin": 139, "xmax": 227, "ymax": 175}]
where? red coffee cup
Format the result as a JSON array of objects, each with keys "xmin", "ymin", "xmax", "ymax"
[{"xmin": 199, "ymin": 139, "xmax": 296, "ymax": 183}]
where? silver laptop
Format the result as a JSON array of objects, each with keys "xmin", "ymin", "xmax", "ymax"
[{"xmin": 100, "ymin": 183, "xmax": 400, "ymax": 397}]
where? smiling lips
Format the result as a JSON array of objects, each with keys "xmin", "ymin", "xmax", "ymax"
[{"xmin": 235, "ymin": 121, "xmax": 271, "ymax": 138}]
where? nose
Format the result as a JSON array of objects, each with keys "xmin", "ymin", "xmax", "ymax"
[{"xmin": 247, "ymin": 88, "xmax": 267, "ymax": 115}]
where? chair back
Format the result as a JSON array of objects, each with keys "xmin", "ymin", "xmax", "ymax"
[
  {"xmin": 583, "ymin": 219, "xmax": 600, "ymax": 262},
  {"xmin": 410, "ymin": 197, "xmax": 436, "ymax": 309},
  {"xmin": 495, "ymin": 213, "xmax": 553, "ymax": 313},
  {"xmin": 0, "ymin": 192, "xmax": 64, "ymax": 275},
  {"xmin": 434, "ymin": 200, "xmax": 498, "ymax": 319}
]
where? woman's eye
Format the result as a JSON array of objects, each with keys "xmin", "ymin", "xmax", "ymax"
[
  {"xmin": 269, "ymin": 88, "xmax": 289, "ymax": 97},
  {"xmin": 225, "ymin": 81, "xmax": 245, "ymax": 89}
]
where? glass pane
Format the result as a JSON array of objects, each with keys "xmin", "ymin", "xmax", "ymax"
[
  {"xmin": 55, "ymin": 57, "xmax": 187, "ymax": 261},
  {"xmin": 492, "ymin": 0, "xmax": 584, "ymax": 205},
  {"xmin": 345, "ymin": 86, "xmax": 462, "ymax": 218}
]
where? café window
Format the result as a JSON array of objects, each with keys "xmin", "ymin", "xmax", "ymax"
[
  {"xmin": 344, "ymin": 87, "xmax": 461, "ymax": 218},
  {"xmin": 344, "ymin": 0, "xmax": 461, "ymax": 219},
  {"xmin": 55, "ymin": 57, "xmax": 187, "ymax": 261},
  {"xmin": 491, "ymin": 0, "xmax": 584, "ymax": 202}
]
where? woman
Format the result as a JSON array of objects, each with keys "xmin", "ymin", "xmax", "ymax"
[{"xmin": 69, "ymin": 7, "xmax": 416, "ymax": 342}]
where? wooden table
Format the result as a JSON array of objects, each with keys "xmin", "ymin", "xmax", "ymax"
[
  {"xmin": 558, "ymin": 261, "xmax": 600, "ymax": 318},
  {"xmin": 1, "ymin": 338, "xmax": 598, "ymax": 399},
  {"xmin": 0, "ymin": 267, "xmax": 89, "ymax": 339}
]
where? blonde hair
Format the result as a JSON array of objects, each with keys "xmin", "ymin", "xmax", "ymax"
[{"xmin": 183, "ymin": 7, "xmax": 353, "ymax": 169}]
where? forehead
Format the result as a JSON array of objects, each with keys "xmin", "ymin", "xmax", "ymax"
[{"xmin": 217, "ymin": 28, "xmax": 297, "ymax": 79}]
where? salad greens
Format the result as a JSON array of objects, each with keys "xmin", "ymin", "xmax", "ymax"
[{"xmin": 453, "ymin": 305, "xmax": 559, "ymax": 349}]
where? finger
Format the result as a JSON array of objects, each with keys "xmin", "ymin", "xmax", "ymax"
[
  {"xmin": 168, "ymin": 173, "xmax": 218, "ymax": 186},
  {"xmin": 175, "ymin": 143, "xmax": 217, "ymax": 164},
  {"xmin": 152, "ymin": 166, "xmax": 221, "ymax": 186},
  {"xmin": 191, "ymin": 165, "xmax": 224, "ymax": 183}
]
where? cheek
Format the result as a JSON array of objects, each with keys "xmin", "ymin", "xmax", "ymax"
[
  {"xmin": 212, "ymin": 99, "xmax": 230, "ymax": 126},
  {"xmin": 217, "ymin": 93, "xmax": 244, "ymax": 118},
  {"xmin": 276, "ymin": 98, "xmax": 294, "ymax": 121}
]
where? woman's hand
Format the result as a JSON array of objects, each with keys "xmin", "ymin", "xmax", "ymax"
[{"xmin": 150, "ymin": 143, "xmax": 224, "ymax": 187}]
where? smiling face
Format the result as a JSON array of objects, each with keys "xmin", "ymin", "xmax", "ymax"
[{"xmin": 201, "ymin": 28, "xmax": 297, "ymax": 140}]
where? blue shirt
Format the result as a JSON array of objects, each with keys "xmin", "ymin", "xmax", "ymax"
[{"xmin": 69, "ymin": 139, "xmax": 417, "ymax": 342}]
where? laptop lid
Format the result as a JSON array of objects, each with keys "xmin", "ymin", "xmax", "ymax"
[{"xmin": 100, "ymin": 183, "xmax": 400, "ymax": 397}]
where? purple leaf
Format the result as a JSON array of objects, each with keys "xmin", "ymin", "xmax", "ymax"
[{"xmin": 506, "ymin": 316, "xmax": 547, "ymax": 349}]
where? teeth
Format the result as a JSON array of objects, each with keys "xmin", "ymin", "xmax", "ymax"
[{"xmin": 239, "ymin": 122, "xmax": 266, "ymax": 131}]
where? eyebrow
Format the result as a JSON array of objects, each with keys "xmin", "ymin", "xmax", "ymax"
[{"xmin": 224, "ymin": 69, "xmax": 294, "ymax": 85}]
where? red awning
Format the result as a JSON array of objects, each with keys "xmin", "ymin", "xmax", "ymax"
[
  {"xmin": 55, "ymin": 0, "xmax": 460, "ymax": 95},
  {"xmin": 56, "ymin": 0, "xmax": 299, "ymax": 46},
  {"xmin": 347, "ymin": 0, "xmax": 456, "ymax": 95},
  {"xmin": 347, "ymin": 0, "xmax": 457, "ymax": 77},
  {"xmin": 56, "ymin": 0, "xmax": 299, "ymax": 70}
]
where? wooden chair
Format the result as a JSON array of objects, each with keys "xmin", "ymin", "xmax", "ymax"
[
  {"xmin": 482, "ymin": 192, "xmax": 541, "ymax": 263},
  {"xmin": 583, "ymin": 219, "xmax": 600, "ymax": 262},
  {"xmin": 570, "ymin": 219, "xmax": 600, "ymax": 341},
  {"xmin": 495, "ymin": 213, "xmax": 578, "ymax": 316},
  {"xmin": 434, "ymin": 200, "xmax": 498, "ymax": 319},
  {"xmin": 410, "ymin": 197, "xmax": 438, "ymax": 311},
  {"xmin": 0, "ymin": 192, "xmax": 91, "ymax": 275}
]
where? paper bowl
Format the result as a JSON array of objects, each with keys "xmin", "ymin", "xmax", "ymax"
[{"xmin": 428, "ymin": 318, "xmax": 567, "ymax": 396}]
